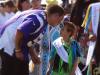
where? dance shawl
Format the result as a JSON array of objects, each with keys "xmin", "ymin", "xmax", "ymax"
[{"xmin": 81, "ymin": 2, "xmax": 100, "ymax": 74}]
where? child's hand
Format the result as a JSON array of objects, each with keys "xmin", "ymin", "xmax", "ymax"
[
  {"xmin": 89, "ymin": 34, "xmax": 96, "ymax": 42},
  {"xmin": 29, "ymin": 47, "xmax": 41, "ymax": 64},
  {"xmin": 47, "ymin": 70, "xmax": 50, "ymax": 75},
  {"xmin": 31, "ymin": 54, "xmax": 41, "ymax": 64},
  {"xmin": 70, "ymin": 72, "xmax": 75, "ymax": 75}
]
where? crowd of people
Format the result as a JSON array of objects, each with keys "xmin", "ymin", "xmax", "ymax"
[{"xmin": 0, "ymin": 0, "xmax": 100, "ymax": 75}]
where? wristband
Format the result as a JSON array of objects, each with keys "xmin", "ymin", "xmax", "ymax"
[
  {"xmin": 15, "ymin": 49, "xmax": 21, "ymax": 53},
  {"xmin": 27, "ymin": 41, "xmax": 33, "ymax": 47}
]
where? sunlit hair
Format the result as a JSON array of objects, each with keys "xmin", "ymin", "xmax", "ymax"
[
  {"xmin": 47, "ymin": 4, "xmax": 64, "ymax": 16},
  {"xmin": 62, "ymin": 21, "xmax": 76, "ymax": 36}
]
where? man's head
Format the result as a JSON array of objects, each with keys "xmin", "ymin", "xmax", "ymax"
[
  {"xmin": 31, "ymin": 0, "xmax": 41, "ymax": 9},
  {"xmin": 60, "ymin": 21, "xmax": 76, "ymax": 41},
  {"xmin": 47, "ymin": 5, "xmax": 64, "ymax": 26}
]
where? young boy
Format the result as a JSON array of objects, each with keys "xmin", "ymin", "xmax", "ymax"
[{"xmin": 49, "ymin": 21, "xmax": 81, "ymax": 75}]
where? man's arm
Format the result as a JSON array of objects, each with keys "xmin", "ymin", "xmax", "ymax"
[
  {"xmin": 15, "ymin": 30, "xmax": 24, "ymax": 61},
  {"xmin": 15, "ymin": 30, "xmax": 23, "ymax": 50},
  {"xmin": 15, "ymin": 14, "xmax": 42, "ymax": 62}
]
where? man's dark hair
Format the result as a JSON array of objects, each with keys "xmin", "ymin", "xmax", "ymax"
[
  {"xmin": 47, "ymin": 4, "xmax": 64, "ymax": 16},
  {"xmin": 5, "ymin": 0, "xmax": 15, "ymax": 8}
]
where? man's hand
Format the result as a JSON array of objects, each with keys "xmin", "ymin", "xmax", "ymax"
[
  {"xmin": 47, "ymin": 70, "xmax": 50, "ymax": 75},
  {"xmin": 15, "ymin": 50, "xmax": 24, "ymax": 61},
  {"xmin": 31, "ymin": 54, "xmax": 41, "ymax": 64},
  {"xmin": 70, "ymin": 72, "xmax": 75, "ymax": 75},
  {"xmin": 29, "ymin": 47, "xmax": 41, "ymax": 64}
]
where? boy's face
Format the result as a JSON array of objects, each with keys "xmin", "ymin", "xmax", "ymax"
[
  {"xmin": 47, "ymin": 13, "xmax": 64, "ymax": 26},
  {"xmin": 60, "ymin": 25, "xmax": 71, "ymax": 41}
]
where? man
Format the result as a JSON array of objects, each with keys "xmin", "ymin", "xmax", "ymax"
[
  {"xmin": 0, "ymin": 4, "xmax": 64, "ymax": 75},
  {"xmin": 15, "ymin": 4, "xmax": 64, "ymax": 75},
  {"xmin": 0, "ymin": 10, "xmax": 44, "ymax": 75}
]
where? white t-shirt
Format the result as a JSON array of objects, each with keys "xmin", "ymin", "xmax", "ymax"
[
  {"xmin": 0, "ymin": 12, "xmax": 15, "ymax": 26},
  {"xmin": 0, "ymin": 13, "xmax": 8, "ymax": 26},
  {"xmin": 6, "ymin": 12, "xmax": 15, "ymax": 20},
  {"xmin": 0, "ymin": 11, "xmax": 22, "ymax": 55}
]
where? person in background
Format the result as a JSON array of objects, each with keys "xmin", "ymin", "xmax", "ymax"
[
  {"xmin": 14, "ymin": 0, "xmax": 31, "ymax": 20},
  {"xmin": 4, "ymin": 0, "xmax": 15, "ymax": 19},
  {"xmin": 78, "ymin": 34, "xmax": 88, "ymax": 75},
  {"xmin": 0, "ymin": 3, "xmax": 5, "ymax": 15},
  {"xmin": 70, "ymin": 0, "xmax": 98, "ymax": 28},
  {"xmin": 64, "ymin": 4, "xmax": 71, "ymax": 21},
  {"xmin": 16, "ymin": 0, "xmax": 30, "ymax": 12},
  {"xmin": 31, "ymin": 0, "xmax": 42, "ymax": 9},
  {"xmin": 62, "ymin": 0, "xmax": 68, "ymax": 9},
  {"xmin": 70, "ymin": 0, "xmax": 99, "ymax": 41},
  {"xmin": 0, "ymin": 3, "xmax": 7, "ymax": 26},
  {"xmin": 0, "ymin": 1, "xmax": 16, "ymax": 26}
]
